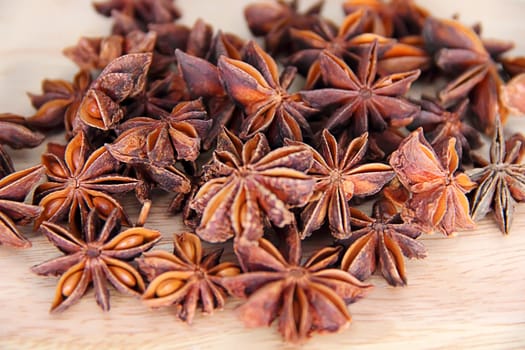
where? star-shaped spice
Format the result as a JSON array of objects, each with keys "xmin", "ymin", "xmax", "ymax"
[
  {"xmin": 468, "ymin": 119, "xmax": 525, "ymax": 234},
  {"xmin": 32, "ymin": 209, "xmax": 161, "ymax": 312},
  {"xmin": 0, "ymin": 165, "xmax": 44, "ymax": 248},
  {"xmin": 340, "ymin": 199, "xmax": 427, "ymax": 286},
  {"xmin": 218, "ymin": 41, "xmax": 318, "ymax": 146},
  {"xmin": 26, "ymin": 71, "xmax": 92, "ymax": 134},
  {"xmin": 294, "ymin": 129, "xmax": 394, "ymax": 239},
  {"xmin": 222, "ymin": 227, "xmax": 371, "ymax": 343},
  {"xmin": 138, "ymin": 232, "xmax": 240, "ymax": 323},
  {"xmin": 389, "ymin": 129, "xmax": 476, "ymax": 235},
  {"xmin": 34, "ymin": 131, "xmax": 138, "ymax": 229},
  {"xmin": 190, "ymin": 129, "xmax": 314, "ymax": 243},
  {"xmin": 301, "ymin": 41, "xmax": 420, "ymax": 137},
  {"xmin": 243, "ymin": 0, "xmax": 323, "ymax": 55},
  {"xmin": 423, "ymin": 17, "xmax": 512, "ymax": 134},
  {"xmin": 107, "ymin": 99, "xmax": 211, "ymax": 164},
  {"xmin": 409, "ymin": 98, "xmax": 482, "ymax": 162}
]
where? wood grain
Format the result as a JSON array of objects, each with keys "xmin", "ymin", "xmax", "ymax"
[{"xmin": 1, "ymin": 1, "xmax": 525, "ymax": 349}]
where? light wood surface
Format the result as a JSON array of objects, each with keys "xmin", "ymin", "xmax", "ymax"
[{"xmin": 1, "ymin": 1, "xmax": 525, "ymax": 349}]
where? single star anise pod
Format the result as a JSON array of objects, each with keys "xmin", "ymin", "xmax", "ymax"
[
  {"xmin": 244, "ymin": 0, "xmax": 324, "ymax": 55},
  {"xmin": 107, "ymin": 99, "xmax": 210, "ymax": 165},
  {"xmin": 0, "ymin": 165, "xmax": 44, "ymax": 248},
  {"xmin": 292, "ymin": 129, "xmax": 394, "ymax": 239},
  {"xmin": 409, "ymin": 98, "xmax": 482, "ymax": 162},
  {"xmin": 77, "ymin": 53, "xmax": 152, "ymax": 131},
  {"xmin": 467, "ymin": 119, "xmax": 525, "ymax": 234},
  {"xmin": 340, "ymin": 199, "xmax": 427, "ymax": 286},
  {"xmin": 34, "ymin": 131, "xmax": 138, "ymax": 230},
  {"xmin": 301, "ymin": 42, "xmax": 420, "ymax": 137},
  {"xmin": 218, "ymin": 41, "xmax": 318, "ymax": 146},
  {"xmin": 287, "ymin": 10, "xmax": 394, "ymax": 87},
  {"xmin": 221, "ymin": 227, "xmax": 371, "ymax": 343},
  {"xmin": 343, "ymin": 0, "xmax": 430, "ymax": 38},
  {"xmin": 190, "ymin": 129, "xmax": 314, "ymax": 243},
  {"xmin": 32, "ymin": 209, "xmax": 161, "ymax": 312},
  {"xmin": 26, "ymin": 71, "xmax": 92, "ymax": 135},
  {"xmin": 138, "ymin": 232, "xmax": 240, "ymax": 323},
  {"xmin": 93, "ymin": 0, "xmax": 181, "ymax": 34},
  {"xmin": 389, "ymin": 129, "xmax": 476, "ymax": 235},
  {"xmin": 423, "ymin": 17, "xmax": 512, "ymax": 135}
]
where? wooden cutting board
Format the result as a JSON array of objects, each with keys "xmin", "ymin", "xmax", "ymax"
[{"xmin": 1, "ymin": 1, "xmax": 524, "ymax": 348}]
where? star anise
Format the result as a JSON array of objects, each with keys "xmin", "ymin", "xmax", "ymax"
[
  {"xmin": 501, "ymin": 73, "xmax": 525, "ymax": 116},
  {"xmin": 423, "ymin": 17, "xmax": 512, "ymax": 134},
  {"xmin": 93, "ymin": 0, "xmax": 181, "ymax": 35},
  {"xmin": 0, "ymin": 113, "xmax": 45, "ymax": 148},
  {"xmin": 221, "ymin": 227, "xmax": 371, "ymax": 343},
  {"xmin": 34, "ymin": 131, "xmax": 138, "ymax": 230},
  {"xmin": 340, "ymin": 199, "xmax": 427, "ymax": 286},
  {"xmin": 138, "ymin": 232, "xmax": 240, "ymax": 323},
  {"xmin": 0, "ymin": 165, "xmax": 44, "ymax": 248},
  {"xmin": 467, "ymin": 119, "xmax": 525, "ymax": 234},
  {"xmin": 77, "ymin": 53, "xmax": 152, "ymax": 131},
  {"xmin": 107, "ymin": 99, "xmax": 210, "ymax": 165},
  {"xmin": 287, "ymin": 10, "xmax": 394, "ymax": 87},
  {"xmin": 343, "ymin": 0, "xmax": 429, "ymax": 38},
  {"xmin": 301, "ymin": 42, "xmax": 420, "ymax": 137},
  {"xmin": 409, "ymin": 98, "xmax": 482, "ymax": 162},
  {"xmin": 293, "ymin": 129, "xmax": 394, "ymax": 239},
  {"xmin": 190, "ymin": 129, "xmax": 314, "ymax": 243},
  {"xmin": 32, "ymin": 209, "xmax": 161, "ymax": 312},
  {"xmin": 244, "ymin": 0, "xmax": 324, "ymax": 55},
  {"xmin": 218, "ymin": 41, "xmax": 318, "ymax": 146},
  {"xmin": 26, "ymin": 71, "xmax": 92, "ymax": 135},
  {"xmin": 389, "ymin": 128, "xmax": 476, "ymax": 235}
]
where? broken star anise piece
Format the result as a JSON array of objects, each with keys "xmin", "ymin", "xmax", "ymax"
[
  {"xmin": 34, "ymin": 131, "xmax": 138, "ymax": 230},
  {"xmin": 301, "ymin": 41, "xmax": 420, "ymax": 137},
  {"xmin": 222, "ymin": 227, "xmax": 371, "ymax": 343},
  {"xmin": 190, "ymin": 129, "xmax": 314, "ymax": 243},
  {"xmin": 32, "ymin": 209, "xmax": 161, "ymax": 312},
  {"xmin": 107, "ymin": 99, "xmax": 210, "ymax": 164},
  {"xmin": 244, "ymin": 0, "xmax": 323, "ymax": 55},
  {"xmin": 292, "ymin": 129, "xmax": 394, "ymax": 239},
  {"xmin": 340, "ymin": 199, "xmax": 427, "ymax": 286},
  {"xmin": 0, "ymin": 113, "xmax": 45, "ymax": 148},
  {"xmin": 467, "ymin": 118, "xmax": 525, "ymax": 234},
  {"xmin": 218, "ymin": 41, "xmax": 318, "ymax": 146},
  {"xmin": 77, "ymin": 53, "xmax": 152, "ymax": 131},
  {"xmin": 138, "ymin": 232, "xmax": 240, "ymax": 324},
  {"xmin": 0, "ymin": 165, "xmax": 44, "ymax": 248},
  {"xmin": 389, "ymin": 128, "xmax": 476, "ymax": 236}
]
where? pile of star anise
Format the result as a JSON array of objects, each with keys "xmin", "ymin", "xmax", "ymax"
[{"xmin": 1, "ymin": 0, "xmax": 524, "ymax": 344}]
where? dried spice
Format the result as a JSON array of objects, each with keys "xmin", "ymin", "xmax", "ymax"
[
  {"xmin": 340, "ymin": 199, "xmax": 427, "ymax": 286},
  {"xmin": 293, "ymin": 129, "xmax": 394, "ymax": 239},
  {"xmin": 301, "ymin": 41, "xmax": 420, "ymax": 137},
  {"xmin": 468, "ymin": 119, "xmax": 525, "ymax": 234},
  {"xmin": 138, "ymin": 232, "xmax": 240, "ymax": 323},
  {"xmin": 244, "ymin": 0, "xmax": 323, "ymax": 55},
  {"xmin": 107, "ymin": 99, "xmax": 210, "ymax": 164},
  {"xmin": 222, "ymin": 228, "xmax": 371, "ymax": 343},
  {"xmin": 390, "ymin": 129, "xmax": 476, "ymax": 235},
  {"xmin": 34, "ymin": 131, "xmax": 138, "ymax": 229},
  {"xmin": 0, "ymin": 113, "xmax": 45, "ymax": 152},
  {"xmin": 190, "ymin": 129, "xmax": 314, "ymax": 243},
  {"xmin": 409, "ymin": 98, "xmax": 482, "ymax": 162},
  {"xmin": 32, "ymin": 209, "xmax": 161, "ymax": 312},
  {"xmin": 218, "ymin": 41, "xmax": 318, "ymax": 146},
  {"xmin": 77, "ymin": 53, "xmax": 152, "ymax": 131},
  {"xmin": 0, "ymin": 165, "xmax": 44, "ymax": 248},
  {"xmin": 423, "ymin": 17, "xmax": 512, "ymax": 135}
]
